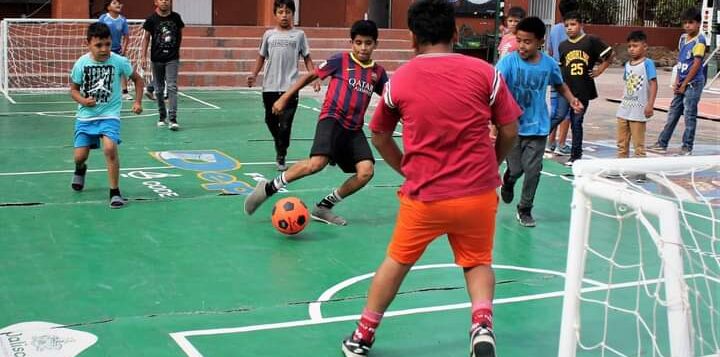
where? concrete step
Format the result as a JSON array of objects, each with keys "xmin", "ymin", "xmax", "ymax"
[
  {"xmin": 182, "ymin": 36, "xmax": 412, "ymax": 49},
  {"xmin": 184, "ymin": 26, "xmax": 412, "ymax": 40}
]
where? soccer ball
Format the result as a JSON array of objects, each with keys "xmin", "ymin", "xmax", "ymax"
[{"xmin": 271, "ymin": 197, "xmax": 309, "ymax": 235}]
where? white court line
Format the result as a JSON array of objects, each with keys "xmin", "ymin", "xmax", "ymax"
[
  {"xmin": 178, "ymin": 91, "xmax": 221, "ymax": 109},
  {"xmin": 170, "ymin": 267, "xmax": 710, "ymax": 357},
  {"xmin": 0, "ymin": 107, "xmax": 216, "ymax": 117},
  {"xmin": 0, "ymin": 161, "xmax": 287, "ymax": 177}
]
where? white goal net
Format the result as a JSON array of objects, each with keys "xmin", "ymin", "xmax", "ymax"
[
  {"xmin": 559, "ymin": 156, "xmax": 720, "ymax": 357},
  {"xmin": 0, "ymin": 18, "xmax": 147, "ymax": 101}
]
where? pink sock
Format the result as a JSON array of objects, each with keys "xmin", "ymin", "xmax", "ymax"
[
  {"xmin": 353, "ymin": 308, "xmax": 384, "ymax": 343},
  {"xmin": 471, "ymin": 300, "xmax": 493, "ymax": 329}
]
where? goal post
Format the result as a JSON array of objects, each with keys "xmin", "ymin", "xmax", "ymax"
[
  {"xmin": 558, "ymin": 156, "xmax": 720, "ymax": 357},
  {"xmin": 0, "ymin": 18, "xmax": 148, "ymax": 102}
]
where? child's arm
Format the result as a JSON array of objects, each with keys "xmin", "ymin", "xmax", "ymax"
[
  {"xmin": 677, "ymin": 57, "xmax": 702, "ymax": 94},
  {"xmin": 371, "ymin": 130, "xmax": 403, "ymax": 175},
  {"xmin": 70, "ymin": 83, "xmax": 95, "ymax": 107},
  {"xmin": 555, "ymin": 83, "xmax": 584, "ymax": 113},
  {"xmin": 303, "ymin": 55, "xmax": 321, "ymax": 92},
  {"xmin": 129, "ymin": 71, "xmax": 144, "ymax": 114},
  {"xmin": 121, "ymin": 34, "xmax": 130, "ymax": 56},
  {"xmin": 247, "ymin": 55, "xmax": 265, "ymax": 88},
  {"xmin": 271, "ymin": 72, "xmax": 319, "ymax": 114},
  {"xmin": 645, "ymin": 78, "xmax": 658, "ymax": 118}
]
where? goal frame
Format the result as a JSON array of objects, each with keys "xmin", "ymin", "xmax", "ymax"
[{"xmin": 557, "ymin": 156, "xmax": 720, "ymax": 357}]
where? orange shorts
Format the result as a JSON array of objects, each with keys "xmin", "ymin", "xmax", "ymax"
[{"xmin": 388, "ymin": 189, "xmax": 498, "ymax": 268}]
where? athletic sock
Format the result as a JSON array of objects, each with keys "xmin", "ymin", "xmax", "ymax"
[
  {"xmin": 74, "ymin": 163, "xmax": 87, "ymax": 175},
  {"xmin": 471, "ymin": 300, "xmax": 494, "ymax": 330},
  {"xmin": 109, "ymin": 188, "xmax": 121, "ymax": 199},
  {"xmin": 265, "ymin": 172, "xmax": 287, "ymax": 196},
  {"xmin": 353, "ymin": 308, "xmax": 383, "ymax": 343},
  {"xmin": 317, "ymin": 189, "xmax": 342, "ymax": 209}
]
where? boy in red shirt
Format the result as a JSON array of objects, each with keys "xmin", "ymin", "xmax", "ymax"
[{"xmin": 341, "ymin": 1, "xmax": 520, "ymax": 356}]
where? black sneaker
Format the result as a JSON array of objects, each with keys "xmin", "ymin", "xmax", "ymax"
[
  {"xmin": 341, "ymin": 335, "xmax": 373, "ymax": 357},
  {"xmin": 71, "ymin": 166, "xmax": 87, "ymax": 191},
  {"xmin": 500, "ymin": 170, "xmax": 514, "ymax": 204},
  {"xmin": 276, "ymin": 156, "xmax": 287, "ymax": 171},
  {"xmin": 516, "ymin": 207, "xmax": 536, "ymax": 227},
  {"xmin": 470, "ymin": 325, "xmax": 496, "ymax": 357}
]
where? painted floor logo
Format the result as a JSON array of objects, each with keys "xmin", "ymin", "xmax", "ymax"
[
  {"xmin": 150, "ymin": 150, "xmax": 256, "ymax": 195},
  {"xmin": 0, "ymin": 321, "xmax": 97, "ymax": 357}
]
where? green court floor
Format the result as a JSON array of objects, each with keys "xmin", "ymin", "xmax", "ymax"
[{"xmin": 0, "ymin": 90, "xmax": 717, "ymax": 357}]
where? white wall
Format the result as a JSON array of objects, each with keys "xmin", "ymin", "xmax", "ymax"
[{"xmin": 174, "ymin": 0, "xmax": 212, "ymax": 25}]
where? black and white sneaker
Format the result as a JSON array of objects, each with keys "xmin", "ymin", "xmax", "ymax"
[
  {"xmin": 500, "ymin": 170, "xmax": 514, "ymax": 204},
  {"xmin": 341, "ymin": 335, "xmax": 373, "ymax": 357},
  {"xmin": 470, "ymin": 325, "xmax": 496, "ymax": 357},
  {"xmin": 516, "ymin": 207, "xmax": 536, "ymax": 227}
]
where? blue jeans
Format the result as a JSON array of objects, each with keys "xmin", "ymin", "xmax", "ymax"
[
  {"xmin": 550, "ymin": 96, "xmax": 589, "ymax": 161},
  {"xmin": 656, "ymin": 83, "xmax": 702, "ymax": 151}
]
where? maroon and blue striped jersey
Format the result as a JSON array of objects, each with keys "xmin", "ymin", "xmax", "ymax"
[{"xmin": 315, "ymin": 52, "xmax": 388, "ymax": 130}]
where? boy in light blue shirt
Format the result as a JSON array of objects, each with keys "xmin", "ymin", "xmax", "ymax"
[
  {"xmin": 70, "ymin": 22, "xmax": 144, "ymax": 208},
  {"xmin": 99, "ymin": 0, "xmax": 132, "ymax": 99},
  {"xmin": 496, "ymin": 17, "xmax": 582, "ymax": 227}
]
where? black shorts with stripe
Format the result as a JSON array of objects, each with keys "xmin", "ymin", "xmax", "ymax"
[{"xmin": 310, "ymin": 118, "xmax": 375, "ymax": 173}]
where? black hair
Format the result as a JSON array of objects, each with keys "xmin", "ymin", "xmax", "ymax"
[
  {"xmin": 558, "ymin": 0, "xmax": 579, "ymax": 18},
  {"xmin": 350, "ymin": 20, "xmax": 379, "ymax": 41},
  {"xmin": 680, "ymin": 7, "xmax": 701, "ymax": 23},
  {"xmin": 507, "ymin": 6, "xmax": 526, "ymax": 20},
  {"xmin": 517, "ymin": 16, "xmax": 546, "ymax": 40},
  {"xmin": 104, "ymin": 0, "xmax": 114, "ymax": 12},
  {"xmin": 626, "ymin": 30, "xmax": 647, "ymax": 43},
  {"xmin": 273, "ymin": 0, "xmax": 295, "ymax": 14},
  {"xmin": 87, "ymin": 22, "xmax": 111, "ymax": 41},
  {"xmin": 563, "ymin": 11, "xmax": 583, "ymax": 23},
  {"xmin": 407, "ymin": 0, "xmax": 456, "ymax": 46}
]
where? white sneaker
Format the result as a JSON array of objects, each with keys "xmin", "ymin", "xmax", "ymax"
[
  {"xmin": 157, "ymin": 119, "xmax": 167, "ymax": 128},
  {"xmin": 169, "ymin": 121, "xmax": 179, "ymax": 131},
  {"xmin": 122, "ymin": 92, "xmax": 133, "ymax": 101}
]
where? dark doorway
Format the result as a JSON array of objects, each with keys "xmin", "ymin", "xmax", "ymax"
[{"xmin": 368, "ymin": 0, "xmax": 391, "ymax": 28}]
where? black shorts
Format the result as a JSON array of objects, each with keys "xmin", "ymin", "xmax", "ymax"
[{"xmin": 310, "ymin": 118, "xmax": 375, "ymax": 173}]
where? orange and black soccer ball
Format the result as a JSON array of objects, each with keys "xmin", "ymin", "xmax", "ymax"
[{"xmin": 271, "ymin": 197, "xmax": 309, "ymax": 235}]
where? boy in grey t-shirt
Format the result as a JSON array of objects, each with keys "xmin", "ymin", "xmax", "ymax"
[
  {"xmin": 247, "ymin": 0, "xmax": 320, "ymax": 171},
  {"xmin": 616, "ymin": 31, "xmax": 657, "ymax": 160}
]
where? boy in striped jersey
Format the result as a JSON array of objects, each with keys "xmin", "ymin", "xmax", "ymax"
[{"xmin": 244, "ymin": 20, "xmax": 388, "ymax": 226}]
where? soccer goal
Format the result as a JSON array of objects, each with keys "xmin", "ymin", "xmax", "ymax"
[
  {"xmin": 0, "ymin": 18, "xmax": 147, "ymax": 102},
  {"xmin": 558, "ymin": 156, "xmax": 720, "ymax": 357}
]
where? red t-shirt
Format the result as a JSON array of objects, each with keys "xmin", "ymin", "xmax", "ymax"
[{"xmin": 370, "ymin": 53, "xmax": 521, "ymax": 202}]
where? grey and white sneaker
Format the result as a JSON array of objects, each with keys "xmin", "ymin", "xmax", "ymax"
[
  {"xmin": 109, "ymin": 195, "xmax": 128, "ymax": 209},
  {"xmin": 648, "ymin": 143, "xmax": 667, "ymax": 153},
  {"xmin": 244, "ymin": 179, "xmax": 269, "ymax": 215},
  {"xmin": 311, "ymin": 206, "xmax": 347, "ymax": 226},
  {"xmin": 71, "ymin": 169, "xmax": 86, "ymax": 191},
  {"xmin": 169, "ymin": 120, "xmax": 180, "ymax": 131},
  {"xmin": 470, "ymin": 325, "xmax": 496, "ymax": 357},
  {"xmin": 157, "ymin": 118, "xmax": 167, "ymax": 128}
]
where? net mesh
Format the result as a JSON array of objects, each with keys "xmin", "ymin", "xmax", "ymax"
[
  {"xmin": 2, "ymin": 19, "xmax": 146, "ymax": 93},
  {"xmin": 572, "ymin": 162, "xmax": 719, "ymax": 357}
]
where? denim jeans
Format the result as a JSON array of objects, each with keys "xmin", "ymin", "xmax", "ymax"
[
  {"xmin": 550, "ymin": 96, "xmax": 590, "ymax": 161},
  {"xmin": 656, "ymin": 82, "xmax": 702, "ymax": 151},
  {"xmin": 152, "ymin": 60, "xmax": 179, "ymax": 121}
]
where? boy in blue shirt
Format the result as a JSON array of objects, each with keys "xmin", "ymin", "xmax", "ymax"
[
  {"xmin": 497, "ymin": 16, "xmax": 583, "ymax": 227},
  {"xmin": 650, "ymin": 7, "xmax": 707, "ymax": 156},
  {"xmin": 99, "ymin": 0, "xmax": 131, "ymax": 100},
  {"xmin": 70, "ymin": 22, "xmax": 144, "ymax": 208}
]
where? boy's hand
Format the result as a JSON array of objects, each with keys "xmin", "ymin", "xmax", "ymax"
[
  {"xmin": 675, "ymin": 83, "xmax": 687, "ymax": 94},
  {"xmin": 312, "ymin": 80, "xmax": 321, "ymax": 92},
  {"xmin": 83, "ymin": 97, "xmax": 97, "ymax": 107},
  {"xmin": 570, "ymin": 98, "xmax": 584, "ymax": 113},
  {"xmin": 132, "ymin": 101, "xmax": 143, "ymax": 114},
  {"xmin": 247, "ymin": 74, "xmax": 257, "ymax": 88},
  {"xmin": 272, "ymin": 97, "xmax": 287, "ymax": 115},
  {"xmin": 590, "ymin": 68, "xmax": 604, "ymax": 78},
  {"xmin": 644, "ymin": 106, "xmax": 654, "ymax": 118}
]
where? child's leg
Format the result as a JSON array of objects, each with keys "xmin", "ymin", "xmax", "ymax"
[
  {"xmin": 277, "ymin": 93, "xmax": 299, "ymax": 159},
  {"xmin": 629, "ymin": 121, "xmax": 646, "ymax": 157},
  {"xmin": 165, "ymin": 60, "xmax": 179, "ymax": 122},
  {"xmin": 72, "ymin": 147, "xmax": 90, "ymax": 191},
  {"xmin": 335, "ymin": 160, "xmax": 374, "ymax": 199},
  {"xmin": 557, "ymin": 119, "xmax": 571, "ymax": 147},
  {"xmin": 518, "ymin": 136, "xmax": 546, "ymax": 210},
  {"xmin": 153, "ymin": 61, "xmax": 167, "ymax": 120},
  {"xmin": 656, "ymin": 93, "xmax": 685, "ymax": 148},
  {"xmin": 262, "ymin": 92, "xmax": 282, "ymax": 155},
  {"xmin": 680, "ymin": 84, "xmax": 702, "ymax": 151},
  {"xmin": 617, "ymin": 118, "xmax": 631, "ymax": 158},
  {"xmin": 568, "ymin": 100, "xmax": 589, "ymax": 161},
  {"xmin": 102, "ymin": 136, "xmax": 120, "ymax": 190}
]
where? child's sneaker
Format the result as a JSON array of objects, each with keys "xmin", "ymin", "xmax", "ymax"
[
  {"xmin": 169, "ymin": 120, "xmax": 180, "ymax": 131},
  {"xmin": 71, "ymin": 171, "xmax": 86, "ymax": 191},
  {"xmin": 500, "ymin": 170, "xmax": 514, "ymax": 204},
  {"xmin": 276, "ymin": 156, "xmax": 287, "ymax": 171},
  {"xmin": 341, "ymin": 335, "xmax": 373, "ymax": 357},
  {"xmin": 244, "ymin": 179, "xmax": 270, "ymax": 215},
  {"xmin": 312, "ymin": 206, "xmax": 347, "ymax": 226},
  {"xmin": 157, "ymin": 118, "xmax": 167, "ymax": 127},
  {"xmin": 648, "ymin": 143, "xmax": 667, "ymax": 153},
  {"xmin": 516, "ymin": 207, "xmax": 536, "ymax": 227},
  {"xmin": 109, "ymin": 195, "xmax": 128, "ymax": 209},
  {"xmin": 679, "ymin": 147, "xmax": 692, "ymax": 156},
  {"xmin": 564, "ymin": 159, "xmax": 576, "ymax": 167},
  {"xmin": 545, "ymin": 142, "xmax": 557, "ymax": 153},
  {"xmin": 555, "ymin": 144, "xmax": 571, "ymax": 156},
  {"xmin": 470, "ymin": 324, "xmax": 496, "ymax": 357},
  {"xmin": 122, "ymin": 92, "xmax": 133, "ymax": 101},
  {"xmin": 145, "ymin": 88, "xmax": 156, "ymax": 100}
]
